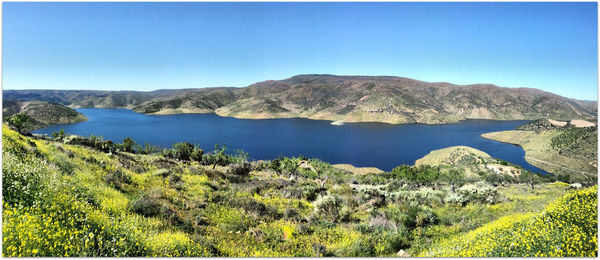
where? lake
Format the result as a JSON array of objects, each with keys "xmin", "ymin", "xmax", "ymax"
[{"xmin": 33, "ymin": 108, "xmax": 547, "ymax": 173}]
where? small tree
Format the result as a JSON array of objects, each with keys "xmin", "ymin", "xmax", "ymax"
[
  {"xmin": 122, "ymin": 137, "xmax": 136, "ymax": 153},
  {"xmin": 172, "ymin": 142, "xmax": 195, "ymax": 161},
  {"xmin": 519, "ymin": 171, "xmax": 540, "ymax": 191},
  {"xmin": 191, "ymin": 146, "xmax": 204, "ymax": 162},
  {"xmin": 52, "ymin": 129, "xmax": 65, "ymax": 140},
  {"xmin": 444, "ymin": 169, "xmax": 465, "ymax": 187},
  {"xmin": 7, "ymin": 113, "xmax": 30, "ymax": 134},
  {"xmin": 212, "ymin": 143, "xmax": 227, "ymax": 169}
]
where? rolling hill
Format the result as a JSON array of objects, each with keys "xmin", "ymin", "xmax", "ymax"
[
  {"xmin": 2, "ymin": 100, "xmax": 87, "ymax": 131},
  {"xmin": 4, "ymin": 75, "xmax": 597, "ymax": 124}
]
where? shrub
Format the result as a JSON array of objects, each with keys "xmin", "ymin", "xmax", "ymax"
[
  {"xmin": 226, "ymin": 162, "xmax": 253, "ymax": 183},
  {"xmin": 191, "ymin": 148, "xmax": 204, "ymax": 162},
  {"xmin": 104, "ymin": 169, "xmax": 132, "ymax": 192},
  {"xmin": 122, "ymin": 137, "xmax": 136, "ymax": 153},
  {"xmin": 131, "ymin": 195, "xmax": 162, "ymax": 217},
  {"xmin": 172, "ymin": 142, "xmax": 195, "ymax": 161},
  {"xmin": 51, "ymin": 129, "xmax": 66, "ymax": 140},
  {"xmin": 457, "ymin": 182, "xmax": 500, "ymax": 204},
  {"xmin": 444, "ymin": 192, "xmax": 467, "ymax": 205},
  {"xmin": 390, "ymin": 164, "xmax": 440, "ymax": 185},
  {"xmin": 51, "ymin": 153, "xmax": 76, "ymax": 175},
  {"xmin": 313, "ymin": 194, "xmax": 342, "ymax": 223}
]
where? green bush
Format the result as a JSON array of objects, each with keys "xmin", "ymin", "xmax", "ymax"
[
  {"xmin": 131, "ymin": 195, "xmax": 163, "ymax": 217},
  {"xmin": 191, "ymin": 148, "xmax": 204, "ymax": 162},
  {"xmin": 122, "ymin": 137, "xmax": 136, "ymax": 153},
  {"xmin": 457, "ymin": 182, "xmax": 500, "ymax": 204},
  {"xmin": 313, "ymin": 194, "xmax": 342, "ymax": 223},
  {"xmin": 172, "ymin": 142, "xmax": 195, "ymax": 161},
  {"xmin": 104, "ymin": 169, "xmax": 132, "ymax": 191}
]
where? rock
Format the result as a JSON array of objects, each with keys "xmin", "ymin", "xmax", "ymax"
[
  {"xmin": 397, "ymin": 249, "xmax": 410, "ymax": 257},
  {"xmin": 569, "ymin": 183, "xmax": 583, "ymax": 189}
]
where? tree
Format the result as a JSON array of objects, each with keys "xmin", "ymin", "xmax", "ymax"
[
  {"xmin": 172, "ymin": 142, "xmax": 195, "ymax": 161},
  {"xmin": 519, "ymin": 171, "xmax": 539, "ymax": 191},
  {"xmin": 444, "ymin": 169, "xmax": 465, "ymax": 187},
  {"xmin": 52, "ymin": 129, "xmax": 65, "ymax": 140},
  {"xmin": 7, "ymin": 113, "xmax": 30, "ymax": 134},
  {"xmin": 212, "ymin": 143, "xmax": 227, "ymax": 169},
  {"xmin": 191, "ymin": 147, "xmax": 204, "ymax": 162},
  {"xmin": 122, "ymin": 137, "xmax": 136, "ymax": 153}
]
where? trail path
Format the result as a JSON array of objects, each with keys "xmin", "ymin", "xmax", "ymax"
[{"xmin": 525, "ymin": 156, "xmax": 596, "ymax": 177}]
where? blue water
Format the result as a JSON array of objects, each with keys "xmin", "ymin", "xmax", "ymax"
[{"xmin": 33, "ymin": 108, "xmax": 547, "ymax": 173}]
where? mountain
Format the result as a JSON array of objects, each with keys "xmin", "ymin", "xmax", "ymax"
[
  {"xmin": 2, "ymin": 100, "xmax": 87, "ymax": 131},
  {"xmin": 4, "ymin": 75, "xmax": 597, "ymax": 124}
]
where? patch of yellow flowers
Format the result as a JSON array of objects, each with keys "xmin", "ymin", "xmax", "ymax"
[{"xmin": 422, "ymin": 185, "xmax": 597, "ymax": 257}]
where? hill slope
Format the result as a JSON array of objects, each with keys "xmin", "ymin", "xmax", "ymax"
[
  {"xmin": 482, "ymin": 122, "xmax": 597, "ymax": 182},
  {"xmin": 423, "ymin": 185, "xmax": 597, "ymax": 257},
  {"xmin": 3, "ymin": 126, "xmax": 594, "ymax": 257},
  {"xmin": 2, "ymin": 100, "xmax": 87, "ymax": 131},
  {"xmin": 4, "ymin": 75, "xmax": 597, "ymax": 124}
]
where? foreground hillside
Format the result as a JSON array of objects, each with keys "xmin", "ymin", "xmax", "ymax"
[
  {"xmin": 2, "ymin": 126, "xmax": 596, "ymax": 257},
  {"xmin": 4, "ymin": 75, "xmax": 597, "ymax": 124},
  {"xmin": 2, "ymin": 100, "xmax": 87, "ymax": 131},
  {"xmin": 482, "ymin": 119, "xmax": 597, "ymax": 183}
]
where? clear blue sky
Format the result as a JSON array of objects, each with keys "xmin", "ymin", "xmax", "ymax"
[{"xmin": 3, "ymin": 2, "xmax": 598, "ymax": 100}]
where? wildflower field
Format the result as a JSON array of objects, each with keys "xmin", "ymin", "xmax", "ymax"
[{"xmin": 2, "ymin": 125, "xmax": 597, "ymax": 257}]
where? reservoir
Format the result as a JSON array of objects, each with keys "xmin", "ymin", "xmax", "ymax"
[{"xmin": 34, "ymin": 108, "xmax": 547, "ymax": 173}]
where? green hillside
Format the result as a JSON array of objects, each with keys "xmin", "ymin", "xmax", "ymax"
[
  {"xmin": 482, "ymin": 122, "xmax": 597, "ymax": 183},
  {"xmin": 2, "ymin": 126, "xmax": 596, "ymax": 257},
  {"xmin": 2, "ymin": 101, "xmax": 87, "ymax": 131}
]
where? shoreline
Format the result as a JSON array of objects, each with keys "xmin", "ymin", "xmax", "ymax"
[{"xmin": 78, "ymin": 107, "xmax": 556, "ymax": 126}]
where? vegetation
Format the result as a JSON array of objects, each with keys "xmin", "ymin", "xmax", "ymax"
[
  {"xmin": 482, "ymin": 127, "xmax": 597, "ymax": 183},
  {"xmin": 3, "ymin": 101, "xmax": 87, "ymax": 131},
  {"xmin": 6, "ymin": 112, "xmax": 30, "ymax": 134},
  {"xmin": 423, "ymin": 186, "xmax": 597, "ymax": 257},
  {"xmin": 2, "ymin": 126, "xmax": 597, "ymax": 257}
]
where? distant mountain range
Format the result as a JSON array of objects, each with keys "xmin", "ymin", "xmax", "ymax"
[{"xmin": 4, "ymin": 74, "xmax": 597, "ymax": 124}]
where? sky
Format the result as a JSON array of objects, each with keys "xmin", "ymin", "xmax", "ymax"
[{"xmin": 2, "ymin": 2, "xmax": 598, "ymax": 100}]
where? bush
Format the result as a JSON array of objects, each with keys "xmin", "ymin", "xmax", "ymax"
[
  {"xmin": 131, "ymin": 195, "xmax": 163, "ymax": 217},
  {"xmin": 390, "ymin": 164, "xmax": 440, "ymax": 185},
  {"xmin": 225, "ymin": 162, "xmax": 253, "ymax": 183},
  {"xmin": 191, "ymin": 148, "xmax": 204, "ymax": 162},
  {"xmin": 457, "ymin": 182, "xmax": 500, "ymax": 204},
  {"xmin": 172, "ymin": 142, "xmax": 195, "ymax": 161},
  {"xmin": 227, "ymin": 162, "xmax": 253, "ymax": 177},
  {"xmin": 52, "ymin": 129, "xmax": 65, "ymax": 140},
  {"xmin": 104, "ymin": 169, "xmax": 132, "ymax": 192},
  {"xmin": 122, "ymin": 137, "xmax": 136, "ymax": 153},
  {"xmin": 313, "ymin": 194, "xmax": 342, "ymax": 223}
]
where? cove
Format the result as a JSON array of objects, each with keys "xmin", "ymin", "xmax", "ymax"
[{"xmin": 33, "ymin": 108, "xmax": 547, "ymax": 173}]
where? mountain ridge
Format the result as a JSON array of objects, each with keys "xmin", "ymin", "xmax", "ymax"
[{"xmin": 4, "ymin": 74, "xmax": 597, "ymax": 124}]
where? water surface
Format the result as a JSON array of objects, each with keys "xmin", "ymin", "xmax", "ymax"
[{"xmin": 34, "ymin": 108, "xmax": 546, "ymax": 173}]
